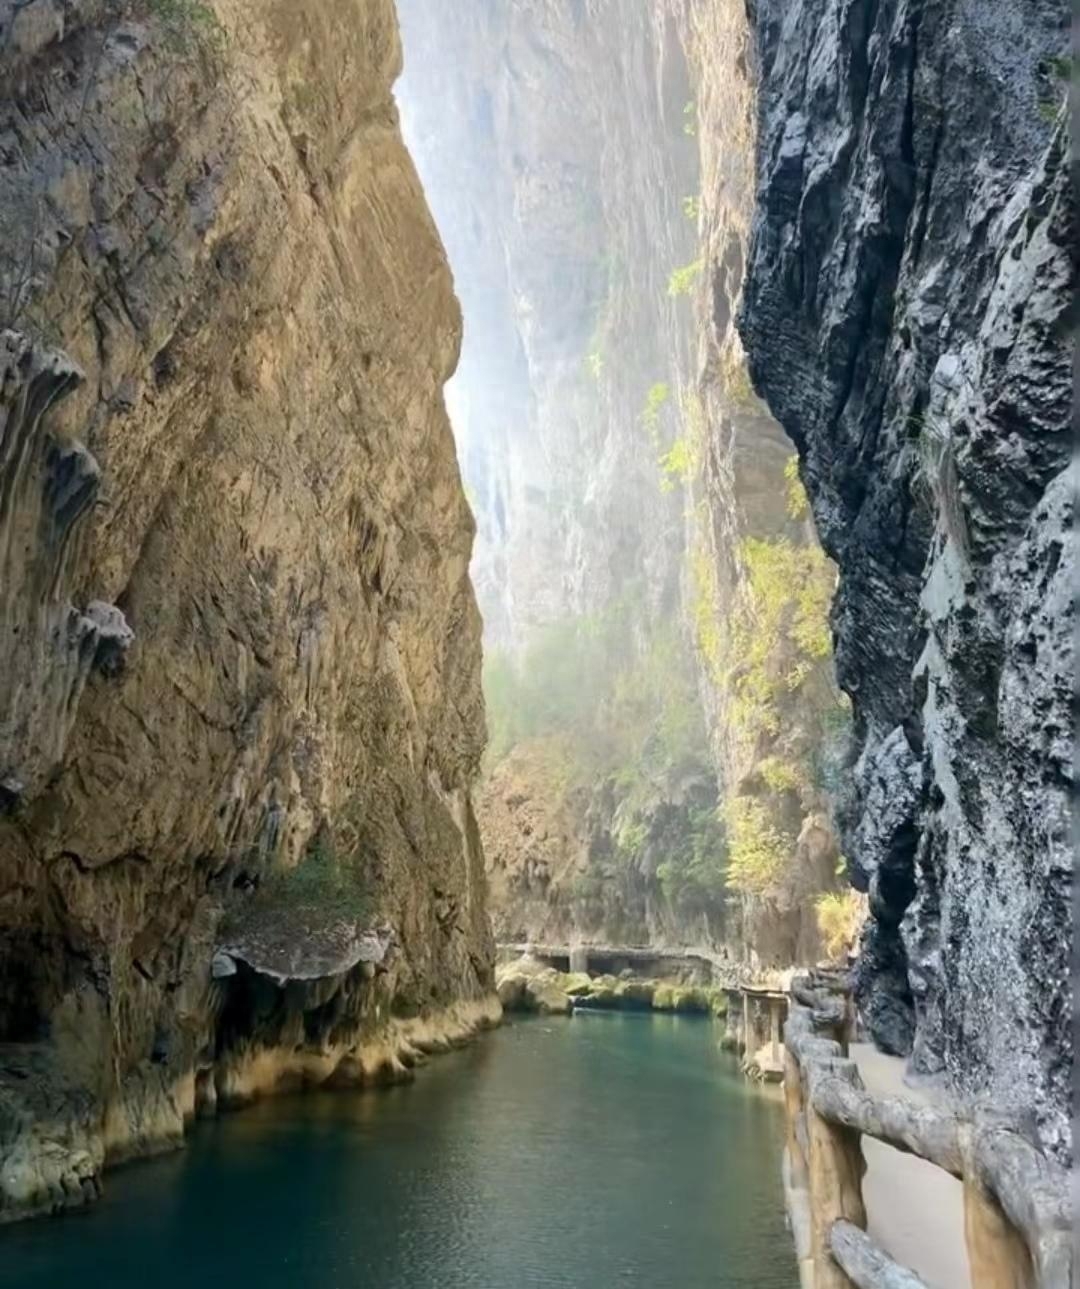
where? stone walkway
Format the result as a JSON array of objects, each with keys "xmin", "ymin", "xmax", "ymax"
[{"xmin": 851, "ymin": 1043, "xmax": 971, "ymax": 1289}]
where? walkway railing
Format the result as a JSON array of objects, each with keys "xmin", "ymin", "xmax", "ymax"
[
  {"xmin": 784, "ymin": 975, "xmax": 1073, "ymax": 1289},
  {"xmin": 496, "ymin": 940, "xmax": 795, "ymax": 994}
]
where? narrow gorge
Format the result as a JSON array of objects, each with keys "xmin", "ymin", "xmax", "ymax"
[
  {"xmin": 398, "ymin": 0, "xmax": 851, "ymax": 972},
  {"xmin": 0, "ymin": 0, "xmax": 1073, "ymax": 1287}
]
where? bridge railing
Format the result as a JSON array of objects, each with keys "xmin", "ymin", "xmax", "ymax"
[{"xmin": 783, "ymin": 978, "xmax": 1072, "ymax": 1289}]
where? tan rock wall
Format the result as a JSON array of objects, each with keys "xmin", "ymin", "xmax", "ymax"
[{"xmin": 0, "ymin": 0, "xmax": 494, "ymax": 1221}]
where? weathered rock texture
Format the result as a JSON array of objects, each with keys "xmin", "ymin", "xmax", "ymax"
[
  {"xmin": 672, "ymin": 0, "xmax": 846, "ymax": 965},
  {"xmin": 738, "ymin": 0, "xmax": 1074, "ymax": 1162},
  {"xmin": 479, "ymin": 741, "xmax": 726, "ymax": 948},
  {"xmin": 398, "ymin": 0, "xmax": 699, "ymax": 653},
  {"xmin": 0, "ymin": 0, "xmax": 496, "ymax": 1221}
]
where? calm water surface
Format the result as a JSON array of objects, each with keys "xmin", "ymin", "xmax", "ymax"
[{"xmin": 4, "ymin": 1012, "xmax": 797, "ymax": 1289}]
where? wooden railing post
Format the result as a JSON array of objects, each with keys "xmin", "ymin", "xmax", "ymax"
[
  {"xmin": 784, "ymin": 1047, "xmax": 815, "ymax": 1288},
  {"xmin": 783, "ymin": 979, "xmax": 1071, "ymax": 1289},
  {"xmin": 806, "ymin": 1068, "xmax": 867, "ymax": 1289},
  {"xmin": 963, "ymin": 1176, "xmax": 1036, "ymax": 1289},
  {"xmin": 770, "ymin": 997, "xmax": 781, "ymax": 1066}
]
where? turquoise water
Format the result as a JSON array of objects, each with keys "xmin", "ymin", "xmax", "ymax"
[{"xmin": 3, "ymin": 1013, "xmax": 797, "ymax": 1288}]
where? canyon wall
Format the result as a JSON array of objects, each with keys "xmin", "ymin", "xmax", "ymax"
[
  {"xmin": 399, "ymin": 0, "xmax": 846, "ymax": 964},
  {"xmin": 398, "ymin": 0, "xmax": 724, "ymax": 951},
  {"xmin": 0, "ymin": 0, "xmax": 496, "ymax": 1221},
  {"xmin": 673, "ymin": 0, "xmax": 847, "ymax": 967},
  {"xmin": 737, "ymin": 0, "xmax": 1074, "ymax": 1162}
]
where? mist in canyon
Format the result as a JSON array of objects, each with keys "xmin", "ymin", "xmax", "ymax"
[{"xmin": 397, "ymin": 0, "xmax": 852, "ymax": 971}]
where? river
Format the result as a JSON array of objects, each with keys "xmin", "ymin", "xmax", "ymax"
[{"xmin": 3, "ymin": 1012, "xmax": 797, "ymax": 1288}]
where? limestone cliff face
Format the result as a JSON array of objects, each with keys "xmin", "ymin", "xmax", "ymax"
[
  {"xmin": 0, "ymin": 0, "xmax": 495, "ymax": 1221},
  {"xmin": 479, "ymin": 742, "xmax": 726, "ymax": 950},
  {"xmin": 398, "ymin": 0, "xmax": 698, "ymax": 647},
  {"xmin": 737, "ymin": 0, "xmax": 1074, "ymax": 1161},
  {"xmin": 673, "ymin": 0, "xmax": 845, "ymax": 967}
]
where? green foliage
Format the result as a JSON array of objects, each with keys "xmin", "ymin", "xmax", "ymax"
[
  {"xmin": 717, "ymin": 346, "xmax": 757, "ymax": 412},
  {"xmin": 256, "ymin": 838, "xmax": 372, "ymax": 922},
  {"xmin": 667, "ymin": 259, "xmax": 703, "ymax": 298},
  {"xmin": 683, "ymin": 390, "xmax": 707, "ymax": 444},
  {"xmin": 682, "ymin": 100, "xmax": 697, "ymax": 137},
  {"xmin": 615, "ymin": 820, "xmax": 649, "ymax": 861},
  {"xmin": 483, "ymin": 607, "xmax": 710, "ymax": 805},
  {"xmin": 656, "ymin": 805, "xmax": 729, "ymax": 912},
  {"xmin": 658, "ymin": 436, "xmax": 697, "ymax": 492},
  {"xmin": 724, "ymin": 797, "xmax": 791, "ymax": 895},
  {"xmin": 728, "ymin": 536, "xmax": 833, "ymax": 732},
  {"xmin": 691, "ymin": 532, "xmax": 836, "ymax": 751},
  {"xmin": 146, "ymin": 0, "xmax": 227, "ymax": 56},
  {"xmin": 640, "ymin": 381, "xmax": 671, "ymax": 444},
  {"xmin": 758, "ymin": 756, "xmax": 802, "ymax": 794},
  {"xmin": 815, "ymin": 890, "xmax": 865, "ymax": 961},
  {"xmin": 585, "ymin": 349, "xmax": 605, "ymax": 381},
  {"xmin": 482, "ymin": 615, "xmax": 612, "ymax": 773},
  {"xmin": 652, "ymin": 391, "xmax": 706, "ymax": 493},
  {"xmin": 784, "ymin": 454, "xmax": 810, "ymax": 520},
  {"xmin": 682, "ymin": 195, "xmax": 701, "ymax": 222}
]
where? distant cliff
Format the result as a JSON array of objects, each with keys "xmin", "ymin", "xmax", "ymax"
[
  {"xmin": 398, "ymin": 0, "xmax": 725, "ymax": 952},
  {"xmin": 738, "ymin": 0, "xmax": 1074, "ymax": 1162},
  {"xmin": 399, "ymin": 0, "xmax": 847, "ymax": 963},
  {"xmin": 0, "ymin": 0, "xmax": 495, "ymax": 1221}
]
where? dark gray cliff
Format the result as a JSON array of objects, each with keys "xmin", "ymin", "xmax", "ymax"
[{"xmin": 737, "ymin": 0, "xmax": 1074, "ymax": 1162}]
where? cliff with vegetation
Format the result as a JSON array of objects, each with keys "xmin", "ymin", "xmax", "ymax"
[
  {"xmin": 669, "ymin": 0, "xmax": 851, "ymax": 968},
  {"xmin": 0, "ymin": 0, "xmax": 496, "ymax": 1222},
  {"xmin": 737, "ymin": 0, "xmax": 1074, "ymax": 1163},
  {"xmin": 398, "ymin": 0, "xmax": 726, "ymax": 951},
  {"xmin": 399, "ymin": 0, "xmax": 852, "ymax": 966}
]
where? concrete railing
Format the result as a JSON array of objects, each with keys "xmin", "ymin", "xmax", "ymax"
[
  {"xmin": 783, "ymin": 976, "xmax": 1073, "ymax": 1289},
  {"xmin": 496, "ymin": 940, "xmax": 795, "ymax": 993}
]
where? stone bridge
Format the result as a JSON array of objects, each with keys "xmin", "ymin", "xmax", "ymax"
[{"xmin": 497, "ymin": 941, "xmax": 794, "ymax": 1078}]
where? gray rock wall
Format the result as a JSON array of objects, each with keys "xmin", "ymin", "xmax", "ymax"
[{"xmin": 737, "ymin": 0, "xmax": 1074, "ymax": 1161}]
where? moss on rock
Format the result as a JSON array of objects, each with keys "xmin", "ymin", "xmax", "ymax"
[{"xmin": 652, "ymin": 984, "xmax": 676, "ymax": 1011}]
